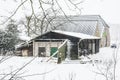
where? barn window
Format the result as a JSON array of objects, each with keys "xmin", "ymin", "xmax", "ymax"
[{"xmin": 38, "ymin": 47, "xmax": 46, "ymax": 57}]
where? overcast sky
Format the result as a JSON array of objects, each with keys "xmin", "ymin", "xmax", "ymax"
[
  {"xmin": 0, "ymin": 0, "xmax": 120, "ymax": 24},
  {"xmin": 81, "ymin": 0, "xmax": 120, "ymax": 24}
]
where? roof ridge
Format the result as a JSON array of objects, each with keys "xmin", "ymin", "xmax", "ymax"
[{"xmin": 56, "ymin": 15, "xmax": 101, "ymax": 18}]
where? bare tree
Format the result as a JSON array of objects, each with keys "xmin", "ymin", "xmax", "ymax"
[
  {"xmin": 1, "ymin": 0, "xmax": 84, "ymax": 37},
  {"xmin": 94, "ymin": 43, "xmax": 120, "ymax": 80},
  {"xmin": 0, "ymin": 0, "xmax": 83, "ymax": 79}
]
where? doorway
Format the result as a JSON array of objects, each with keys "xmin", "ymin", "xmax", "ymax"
[
  {"xmin": 38, "ymin": 47, "xmax": 46, "ymax": 57},
  {"xmin": 50, "ymin": 47, "xmax": 58, "ymax": 57}
]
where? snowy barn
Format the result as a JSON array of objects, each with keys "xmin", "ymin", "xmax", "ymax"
[
  {"xmin": 17, "ymin": 30, "xmax": 100, "ymax": 60},
  {"xmin": 53, "ymin": 15, "xmax": 110, "ymax": 47},
  {"xmin": 17, "ymin": 15, "xmax": 110, "ymax": 60}
]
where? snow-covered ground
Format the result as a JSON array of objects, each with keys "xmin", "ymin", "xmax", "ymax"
[
  {"xmin": 0, "ymin": 46, "xmax": 120, "ymax": 80},
  {"xmin": 0, "ymin": 25, "xmax": 120, "ymax": 80},
  {"xmin": 0, "ymin": 56, "xmax": 102, "ymax": 80}
]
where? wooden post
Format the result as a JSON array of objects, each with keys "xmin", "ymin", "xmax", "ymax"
[
  {"xmin": 33, "ymin": 40, "xmax": 36, "ymax": 56},
  {"xmin": 91, "ymin": 40, "xmax": 93, "ymax": 54},
  {"xmin": 78, "ymin": 42, "xmax": 80, "ymax": 59},
  {"xmin": 57, "ymin": 53, "xmax": 62, "ymax": 64}
]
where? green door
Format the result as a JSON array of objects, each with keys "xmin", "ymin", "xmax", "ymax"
[{"xmin": 50, "ymin": 47, "xmax": 58, "ymax": 57}]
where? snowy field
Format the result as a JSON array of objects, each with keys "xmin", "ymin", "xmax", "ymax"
[
  {"xmin": 0, "ymin": 25, "xmax": 120, "ymax": 80},
  {"xmin": 0, "ymin": 47, "xmax": 120, "ymax": 80}
]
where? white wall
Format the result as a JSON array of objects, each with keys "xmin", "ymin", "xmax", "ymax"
[
  {"xmin": 22, "ymin": 49, "xmax": 28, "ymax": 56},
  {"xmin": 33, "ymin": 41, "xmax": 62, "ymax": 56}
]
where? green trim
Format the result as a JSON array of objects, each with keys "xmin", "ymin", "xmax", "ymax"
[{"xmin": 50, "ymin": 47, "xmax": 58, "ymax": 57}]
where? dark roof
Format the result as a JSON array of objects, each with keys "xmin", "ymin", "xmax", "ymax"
[
  {"xmin": 53, "ymin": 30, "xmax": 100, "ymax": 39},
  {"xmin": 33, "ymin": 30, "xmax": 100, "ymax": 40},
  {"xmin": 17, "ymin": 30, "xmax": 100, "ymax": 49},
  {"xmin": 52, "ymin": 15, "xmax": 109, "ymax": 37}
]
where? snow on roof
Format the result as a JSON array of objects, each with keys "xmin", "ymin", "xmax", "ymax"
[
  {"xmin": 53, "ymin": 15, "xmax": 109, "ymax": 37},
  {"xmin": 52, "ymin": 30, "xmax": 100, "ymax": 39}
]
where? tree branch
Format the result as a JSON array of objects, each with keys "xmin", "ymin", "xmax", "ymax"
[{"xmin": 0, "ymin": 0, "xmax": 28, "ymax": 25}]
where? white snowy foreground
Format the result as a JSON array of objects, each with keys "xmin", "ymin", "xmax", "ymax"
[{"xmin": 0, "ymin": 47, "xmax": 120, "ymax": 80}]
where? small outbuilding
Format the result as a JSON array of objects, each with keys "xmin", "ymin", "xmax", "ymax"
[{"xmin": 17, "ymin": 30, "xmax": 100, "ymax": 60}]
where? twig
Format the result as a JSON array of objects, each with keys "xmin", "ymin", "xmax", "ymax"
[
  {"xmin": 8, "ymin": 56, "xmax": 37, "ymax": 80},
  {"xmin": 0, "ymin": 0, "xmax": 28, "ymax": 25},
  {"xmin": 18, "ymin": 67, "xmax": 57, "ymax": 78}
]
